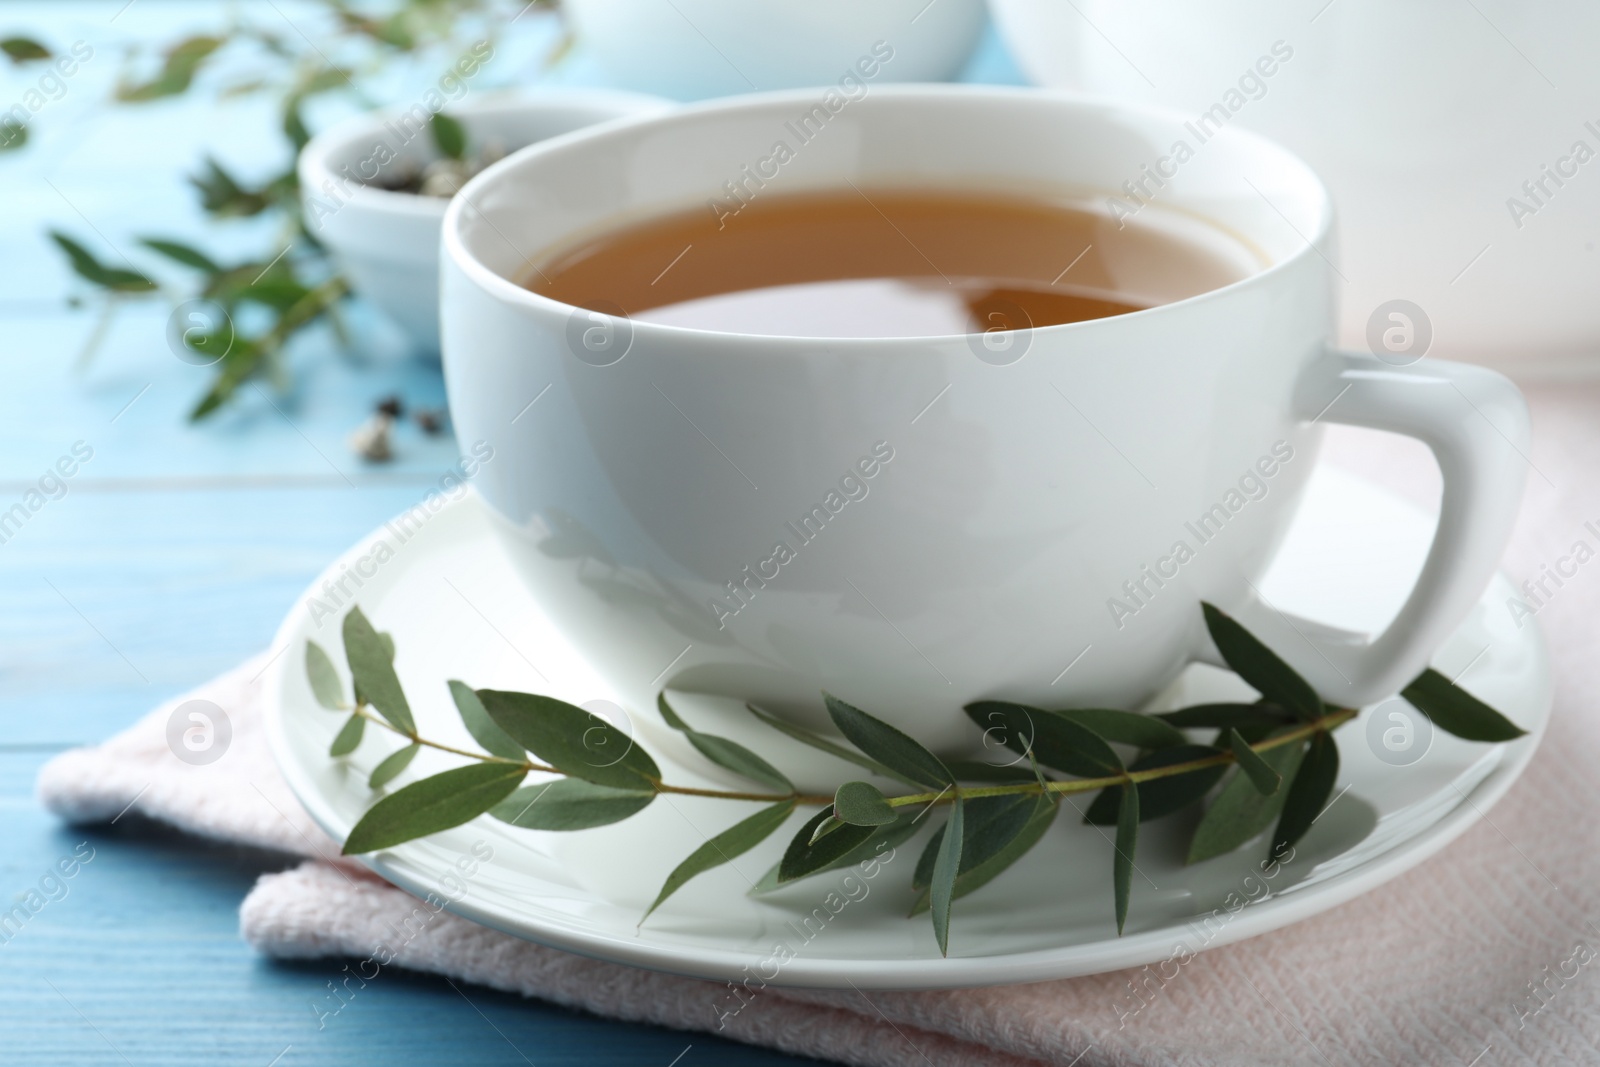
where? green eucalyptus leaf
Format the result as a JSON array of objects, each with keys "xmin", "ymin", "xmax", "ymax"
[
  {"xmin": 343, "ymin": 607, "xmax": 414, "ymax": 735},
  {"xmin": 477, "ymin": 689, "xmax": 659, "ymax": 790},
  {"xmin": 449, "ymin": 680, "xmax": 522, "ymax": 760},
  {"xmin": 1187, "ymin": 735, "xmax": 1306, "ymax": 864},
  {"xmin": 964, "ymin": 702, "xmax": 1123, "ymax": 778},
  {"xmin": 834, "ymin": 781, "xmax": 896, "ymax": 827},
  {"xmin": 1, "ymin": 37, "xmax": 51, "ymax": 62},
  {"xmin": 283, "ymin": 97, "xmax": 311, "ymax": 152},
  {"xmin": 808, "ymin": 814, "xmax": 847, "ymax": 844},
  {"xmin": 778, "ymin": 809, "xmax": 876, "ymax": 884},
  {"xmin": 190, "ymin": 157, "xmax": 271, "ymax": 218},
  {"xmin": 753, "ymin": 812, "xmax": 919, "ymax": 893},
  {"xmin": 329, "ymin": 713, "xmax": 365, "ymax": 757},
  {"xmin": 116, "ymin": 35, "xmax": 224, "ymax": 102},
  {"xmin": 1083, "ymin": 745, "xmax": 1225, "ymax": 825},
  {"xmin": 1401, "ymin": 668, "xmax": 1526, "ymax": 742},
  {"xmin": 824, "ymin": 694, "xmax": 953, "ymax": 789},
  {"xmin": 1201, "ymin": 603, "xmax": 1321, "ymax": 720},
  {"xmin": 1272, "ymin": 732, "xmax": 1339, "ymax": 859},
  {"xmin": 490, "ymin": 778, "xmax": 654, "ymax": 830},
  {"xmin": 342, "ymin": 762, "xmax": 526, "ymax": 854},
  {"xmin": 909, "ymin": 795, "xmax": 1058, "ymax": 914},
  {"xmin": 645, "ymin": 801, "xmax": 795, "ymax": 919},
  {"xmin": 305, "ymin": 640, "xmax": 345, "ymax": 710},
  {"xmin": 929, "ymin": 797, "xmax": 964, "ymax": 955},
  {"xmin": 1157, "ymin": 703, "xmax": 1295, "ymax": 731},
  {"xmin": 0, "ymin": 120, "xmax": 27, "ymax": 151},
  {"xmin": 1227, "ymin": 729, "xmax": 1283, "ymax": 796},
  {"xmin": 431, "ymin": 112, "xmax": 467, "ymax": 160},
  {"xmin": 49, "ymin": 231, "xmax": 157, "ymax": 293},
  {"xmin": 913, "ymin": 794, "xmax": 1037, "ymax": 891},
  {"xmin": 746, "ymin": 702, "xmax": 913, "ymax": 786},
  {"xmin": 138, "ymin": 237, "xmax": 220, "ymax": 273},
  {"xmin": 1114, "ymin": 783, "xmax": 1139, "ymax": 934},
  {"xmin": 1057, "ymin": 708, "xmax": 1187, "ymax": 750},
  {"xmin": 658, "ymin": 694, "xmax": 792, "ymax": 792},
  {"xmin": 368, "ymin": 741, "xmax": 419, "ymax": 789}
]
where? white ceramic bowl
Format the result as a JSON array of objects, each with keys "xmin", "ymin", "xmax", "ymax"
[
  {"xmin": 298, "ymin": 89, "xmax": 671, "ymax": 349},
  {"xmin": 988, "ymin": 0, "xmax": 1600, "ymax": 373},
  {"xmin": 562, "ymin": 0, "xmax": 987, "ymax": 100}
]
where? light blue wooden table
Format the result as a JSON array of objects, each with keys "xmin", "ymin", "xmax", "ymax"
[{"xmin": 0, "ymin": 3, "xmax": 1023, "ymax": 1063}]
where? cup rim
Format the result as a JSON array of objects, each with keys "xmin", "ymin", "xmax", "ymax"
[
  {"xmin": 298, "ymin": 87, "xmax": 674, "ymax": 223},
  {"xmin": 441, "ymin": 83, "xmax": 1335, "ymax": 347}
]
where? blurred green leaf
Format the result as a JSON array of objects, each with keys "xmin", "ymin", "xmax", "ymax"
[
  {"xmin": 368, "ymin": 741, "xmax": 420, "ymax": 788},
  {"xmin": 49, "ymin": 231, "xmax": 157, "ymax": 293},
  {"xmin": 343, "ymin": 762, "xmax": 527, "ymax": 854},
  {"xmin": 490, "ymin": 778, "xmax": 654, "ymax": 830},
  {"xmin": 1, "ymin": 36, "xmax": 50, "ymax": 62},
  {"xmin": 190, "ymin": 157, "xmax": 271, "ymax": 218},
  {"xmin": 825, "ymin": 693, "xmax": 952, "ymax": 790},
  {"xmin": 477, "ymin": 689, "xmax": 659, "ymax": 790},
  {"xmin": 282, "ymin": 98, "xmax": 311, "ymax": 152},
  {"xmin": 139, "ymin": 237, "xmax": 220, "ymax": 273},
  {"xmin": 329, "ymin": 712, "xmax": 365, "ymax": 757},
  {"xmin": 645, "ymin": 801, "xmax": 794, "ymax": 919},
  {"xmin": 1401, "ymin": 668, "xmax": 1526, "ymax": 742},
  {"xmin": 0, "ymin": 119, "xmax": 27, "ymax": 151},
  {"xmin": 343, "ymin": 606, "xmax": 414, "ymax": 735},
  {"xmin": 304, "ymin": 640, "xmax": 345, "ymax": 709},
  {"xmin": 116, "ymin": 35, "xmax": 225, "ymax": 102},
  {"xmin": 431, "ymin": 111, "xmax": 466, "ymax": 160}
]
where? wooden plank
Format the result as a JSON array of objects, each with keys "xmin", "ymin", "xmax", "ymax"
[{"xmin": 0, "ymin": 753, "xmax": 816, "ymax": 1066}]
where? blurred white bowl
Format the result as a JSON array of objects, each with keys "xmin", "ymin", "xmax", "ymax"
[
  {"xmin": 298, "ymin": 89, "xmax": 671, "ymax": 350},
  {"xmin": 563, "ymin": 0, "xmax": 987, "ymax": 100},
  {"xmin": 989, "ymin": 0, "xmax": 1600, "ymax": 373}
]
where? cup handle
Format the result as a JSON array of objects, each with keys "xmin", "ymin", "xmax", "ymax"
[{"xmin": 1213, "ymin": 349, "xmax": 1530, "ymax": 707}]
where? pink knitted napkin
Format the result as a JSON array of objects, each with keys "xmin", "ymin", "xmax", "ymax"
[{"xmin": 38, "ymin": 385, "xmax": 1600, "ymax": 1067}]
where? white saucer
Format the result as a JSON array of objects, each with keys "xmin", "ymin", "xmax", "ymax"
[{"xmin": 264, "ymin": 465, "xmax": 1550, "ymax": 990}]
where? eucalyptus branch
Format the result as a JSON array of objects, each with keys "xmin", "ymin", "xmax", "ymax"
[
  {"xmin": 349, "ymin": 702, "xmax": 837, "ymax": 804},
  {"xmin": 32, "ymin": 0, "xmax": 551, "ymax": 418},
  {"xmin": 308, "ymin": 601, "xmax": 1526, "ymax": 955}
]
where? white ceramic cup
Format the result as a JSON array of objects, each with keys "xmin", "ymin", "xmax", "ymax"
[{"xmin": 440, "ymin": 86, "xmax": 1530, "ymax": 749}]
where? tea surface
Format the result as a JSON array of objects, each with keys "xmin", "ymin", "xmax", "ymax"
[{"xmin": 528, "ymin": 188, "xmax": 1255, "ymax": 337}]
